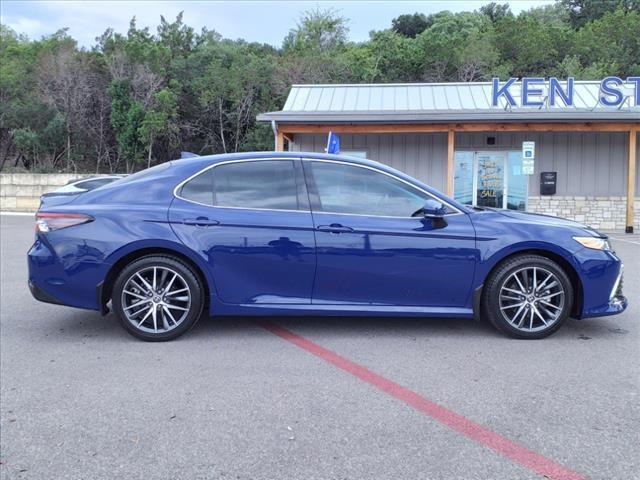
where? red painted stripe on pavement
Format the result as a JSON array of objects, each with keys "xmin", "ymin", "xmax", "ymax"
[{"xmin": 257, "ymin": 320, "xmax": 586, "ymax": 480}]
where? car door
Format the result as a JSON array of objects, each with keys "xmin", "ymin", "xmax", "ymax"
[
  {"xmin": 303, "ymin": 159, "xmax": 477, "ymax": 308},
  {"xmin": 169, "ymin": 158, "xmax": 316, "ymax": 305}
]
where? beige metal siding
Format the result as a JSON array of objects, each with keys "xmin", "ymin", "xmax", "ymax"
[
  {"xmin": 455, "ymin": 132, "xmax": 631, "ymax": 196},
  {"xmin": 289, "ymin": 131, "xmax": 636, "ymax": 197},
  {"xmin": 289, "ymin": 133, "xmax": 449, "ymax": 193}
]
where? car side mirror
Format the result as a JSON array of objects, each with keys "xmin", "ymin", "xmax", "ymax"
[
  {"xmin": 412, "ymin": 199, "xmax": 447, "ymax": 218},
  {"xmin": 412, "ymin": 199, "xmax": 448, "ymax": 229}
]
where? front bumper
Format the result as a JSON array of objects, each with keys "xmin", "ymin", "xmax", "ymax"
[
  {"xmin": 593, "ymin": 264, "xmax": 627, "ymax": 316},
  {"xmin": 578, "ymin": 255, "xmax": 628, "ymax": 318}
]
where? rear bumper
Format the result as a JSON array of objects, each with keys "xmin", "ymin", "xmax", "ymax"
[
  {"xmin": 28, "ymin": 235, "xmax": 103, "ymax": 311},
  {"xmin": 28, "ymin": 279, "xmax": 64, "ymax": 306}
]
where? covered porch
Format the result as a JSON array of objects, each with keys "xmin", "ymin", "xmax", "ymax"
[{"xmin": 258, "ymin": 83, "xmax": 639, "ymax": 232}]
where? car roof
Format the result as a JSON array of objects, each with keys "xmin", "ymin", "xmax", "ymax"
[{"xmin": 172, "ymin": 151, "xmax": 390, "ymax": 172}]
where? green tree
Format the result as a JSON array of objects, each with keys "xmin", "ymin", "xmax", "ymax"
[
  {"xmin": 108, "ymin": 79, "xmax": 146, "ymax": 172},
  {"xmin": 480, "ymin": 3, "xmax": 512, "ymax": 22},
  {"xmin": 560, "ymin": 0, "xmax": 640, "ymax": 28},
  {"xmin": 575, "ymin": 8, "xmax": 640, "ymax": 77},
  {"xmin": 416, "ymin": 11, "xmax": 498, "ymax": 81},
  {"xmin": 493, "ymin": 7, "xmax": 575, "ymax": 77},
  {"xmin": 343, "ymin": 30, "xmax": 420, "ymax": 82},
  {"xmin": 2, "ymin": 2, "xmax": 640, "ymax": 173},
  {"xmin": 391, "ymin": 13, "xmax": 431, "ymax": 38},
  {"xmin": 283, "ymin": 8, "xmax": 348, "ymax": 53},
  {"xmin": 138, "ymin": 88, "xmax": 179, "ymax": 167}
]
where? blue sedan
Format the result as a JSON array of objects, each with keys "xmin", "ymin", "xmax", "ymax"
[{"xmin": 28, "ymin": 152, "xmax": 627, "ymax": 341}]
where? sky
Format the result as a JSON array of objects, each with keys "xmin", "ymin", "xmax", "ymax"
[{"xmin": 2, "ymin": 0, "xmax": 555, "ymax": 48}]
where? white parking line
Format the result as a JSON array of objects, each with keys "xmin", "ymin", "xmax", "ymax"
[
  {"xmin": 609, "ymin": 236, "xmax": 640, "ymax": 246},
  {"xmin": 0, "ymin": 211, "xmax": 34, "ymax": 216}
]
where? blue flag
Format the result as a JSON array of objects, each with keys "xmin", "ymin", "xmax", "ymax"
[{"xmin": 326, "ymin": 131, "xmax": 340, "ymax": 154}]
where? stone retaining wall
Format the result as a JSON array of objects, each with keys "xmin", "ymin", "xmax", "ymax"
[
  {"xmin": 0, "ymin": 173, "xmax": 95, "ymax": 211},
  {"xmin": 528, "ymin": 196, "xmax": 640, "ymax": 231}
]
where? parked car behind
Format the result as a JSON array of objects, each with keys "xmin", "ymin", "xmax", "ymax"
[
  {"xmin": 39, "ymin": 175, "xmax": 125, "ymax": 209},
  {"xmin": 28, "ymin": 152, "xmax": 626, "ymax": 341}
]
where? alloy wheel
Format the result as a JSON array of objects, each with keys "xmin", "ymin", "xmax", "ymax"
[
  {"xmin": 120, "ymin": 266, "xmax": 192, "ymax": 334},
  {"xmin": 499, "ymin": 266, "xmax": 565, "ymax": 332}
]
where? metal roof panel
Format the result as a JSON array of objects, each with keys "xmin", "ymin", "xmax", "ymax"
[{"xmin": 261, "ymin": 82, "xmax": 639, "ymax": 122}]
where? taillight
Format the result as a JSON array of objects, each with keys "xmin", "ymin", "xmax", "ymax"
[{"xmin": 36, "ymin": 212, "xmax": 93, "ymax": 233}]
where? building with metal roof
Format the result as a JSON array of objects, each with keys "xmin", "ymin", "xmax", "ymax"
[
  {"xmin": 258, "ymin": 80, "xmax": 639, "ymax": 232},
  {"xmin": 258, "ymin": 81, "xmax": 640, "ymax": 123}
]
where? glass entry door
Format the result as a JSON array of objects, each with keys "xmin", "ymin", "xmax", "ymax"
[
  {"xmin": 454, "ymin": 151, "xmax": 528, "ymax": 210},
  {"xmin": 475, "ymin": 152, "xmax": 506, "ymax": 208}
]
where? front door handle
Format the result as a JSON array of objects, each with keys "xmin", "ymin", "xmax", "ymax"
[
  {"xmin": 183, "ymin": 217, "xmax": 220, "ymax": 227},
  {"xmin": 317, "ymin": 223, "xmax": 354, "ymax": 234}
]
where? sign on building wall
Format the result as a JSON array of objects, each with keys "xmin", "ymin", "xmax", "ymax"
[
  {"xmin": 522, "ymin": 141, "xmax": 535, "ymax": 175},
  {"xmin": 492, "ymin": 77, "xmax": 640, "ymax": 108}
]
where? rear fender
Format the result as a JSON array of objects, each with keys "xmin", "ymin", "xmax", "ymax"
[{"xmin": 101, "ymin": 239, "xmax": 216, "ymax": 310}]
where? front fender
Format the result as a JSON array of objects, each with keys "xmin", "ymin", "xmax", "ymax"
[{"xmin": 474, "ymin": 240, "xmax": 582, "ymax": 285}]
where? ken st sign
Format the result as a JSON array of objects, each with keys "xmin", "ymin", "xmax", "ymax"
[{"xmin": 492, "ymin": 77, "xmax": 640, "ymax": 108}]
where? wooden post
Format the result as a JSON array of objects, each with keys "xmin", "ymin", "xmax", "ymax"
[
  {"xmin": 447, "ymin": 130, "xmax": 455, "ymax": 197},
  {"xmin": 275, "ymin": 130, "xmax": 285, "ymax": 152},
  {"xmin": 626, "ymin": 129, "xmax": 637, "ymax": 233}
]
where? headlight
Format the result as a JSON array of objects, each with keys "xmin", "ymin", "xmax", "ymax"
[{"xmin": 573, "ymin": 236, "xmax": 611, "ymax": 251}]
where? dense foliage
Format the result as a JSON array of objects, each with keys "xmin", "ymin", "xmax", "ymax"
[{"xmin": 1, "ymin": 1, "xmax": 639, "ymax": 173}]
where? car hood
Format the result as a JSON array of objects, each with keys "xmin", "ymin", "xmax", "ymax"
[{"xmin": 484, "ymin": 208, "xmax": 604, "ymax": 236}]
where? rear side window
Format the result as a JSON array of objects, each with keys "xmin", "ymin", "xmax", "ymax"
[{"xmin": 179, "ymin": 160, "xmax": 300, "ymax": 210}]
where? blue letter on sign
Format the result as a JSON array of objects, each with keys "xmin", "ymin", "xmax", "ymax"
[
  {"xmin": 549, "ymin": 77, "xmax": 574, "ymax": 106},
  {"xmin": 600, "ymin": 76, "xmax": 624, "ymax": 106},
  {"xmin": 627, "ymin": 77, "xmax": 640, "ymax": 105},
  {"xmin": 492, "ymin": 78, "xmax": 516, "ymax": 107},
  {"xmin": 522, "ymin": 77, "xmax": 545, "ymax": 107}
]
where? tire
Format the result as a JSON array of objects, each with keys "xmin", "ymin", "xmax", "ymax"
[
  {"xmin": 112, "ymin": 255, "xmax": 205, "ymax": 341},
  {"xmin": 482, "ymin": 254, "xmax": 573, "ymax": 339}
]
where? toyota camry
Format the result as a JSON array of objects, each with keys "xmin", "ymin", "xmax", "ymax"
[{"xmin": 28, "ymin": 152, "xmax": 627, "ymax": 341}]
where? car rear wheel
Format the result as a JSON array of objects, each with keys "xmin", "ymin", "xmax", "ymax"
[
  {"xmin": 482, "ymin": 254, "xmax": 573, "ymax": 339},
  {"xmin": 112, "ymin": 255, "xmax": 204, "ymax": 341}
]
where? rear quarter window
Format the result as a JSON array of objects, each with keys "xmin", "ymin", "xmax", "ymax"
[
  {"xmin": 179, "ymin": 169, "xmax": 214, "ymax": 205},
  {"xmin": 179, "ymin": 160, "xmax": 301, "ymax": 211}
]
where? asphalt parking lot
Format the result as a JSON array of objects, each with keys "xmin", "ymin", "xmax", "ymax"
[{"xmin": 1, "ymin": 214, "xmax": 638, "ymax": 480}]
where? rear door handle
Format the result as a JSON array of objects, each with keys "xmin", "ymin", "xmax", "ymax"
[
  {"xmin": 182, "ymin": 217, "xmax": 220, "ymax": 227},
  {"xmin": 317, "ymin": 223, "xmax": 354, "ymax": 234}
]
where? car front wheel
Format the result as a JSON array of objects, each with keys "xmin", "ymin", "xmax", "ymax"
[
  {"xmin": 112, "ymin": 255, "xmax": 204, "ymax": 341},
  {"xmin": 482, "ymin": 254, "xmax": 573, "ymax": 339}
]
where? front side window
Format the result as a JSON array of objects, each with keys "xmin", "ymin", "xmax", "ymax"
[
  {"xmin": 180, "ymin": 160, "xmax": 300, "ymax": 210},
  {"xmin": 309, "ymin": 161, "xmax": 436, "ymax": 217}
]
